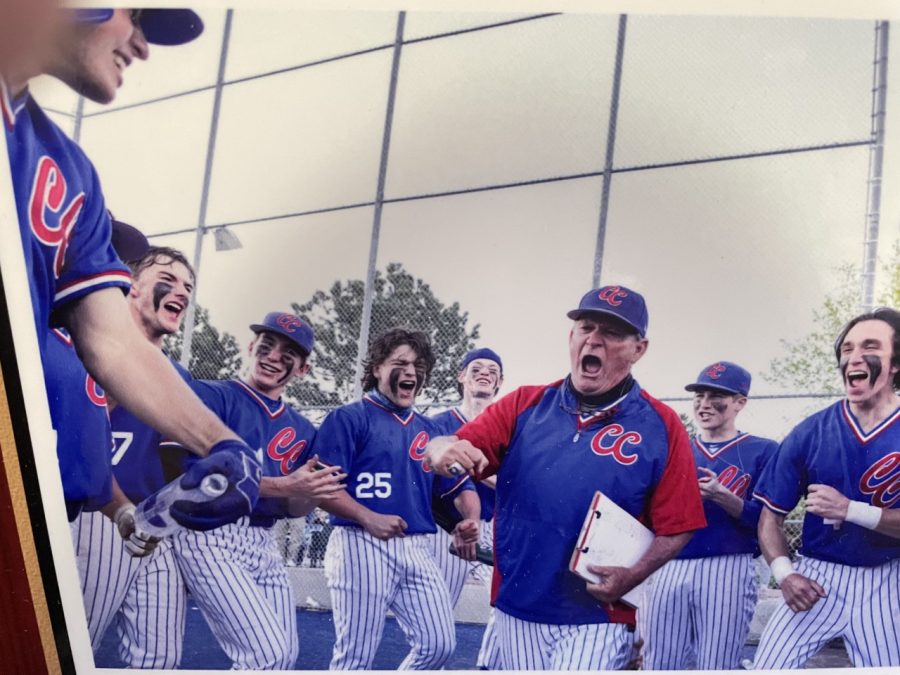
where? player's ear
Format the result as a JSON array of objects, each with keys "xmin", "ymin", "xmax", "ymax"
[
  {"xmin": 631, "ymin": 337, "xmax": 649, "ymax": 363},
  {"xmin": 733, "ymin": 395, "xmax": 748, "ymax": 412}
]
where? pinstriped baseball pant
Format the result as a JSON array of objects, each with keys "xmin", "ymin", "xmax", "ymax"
[
  {"xmin": 428, "ymin": 520, "xmax": 501, "ymax": 669},
  {"xmin": 325, "ymin": 527, "xmax": 456, "ymax": 670},
  {"xmin": 72, "ymin": 511, "xmax": 186, "ymax": 669},
  {"xmin": 640, "ymin": 553, "xmax": 758, "ymax": 669},
  {"xmin": 173, "ymin": 518, "xmax": 299, "ymax": 670},
  {"xmin": 753, "ymin": 557, "xmax": 900, "ymax": 669},
  {"xmin": 494, "ymin": 610, "xmax": 634, "ymax": 670}
]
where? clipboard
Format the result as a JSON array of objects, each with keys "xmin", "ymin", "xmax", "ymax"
[{"xmin": 569, "ymin": 491, "xmax": 654, "ymax": 608}]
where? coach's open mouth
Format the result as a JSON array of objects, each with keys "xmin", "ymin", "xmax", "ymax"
[{"xmin": 581, "ymin": 355, "xmax": 602, "ymax": 374}]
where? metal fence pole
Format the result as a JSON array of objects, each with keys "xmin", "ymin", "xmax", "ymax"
[
  {"xmin": 860, "ymin": 20, "xmax": 889, "ymax": 313},
  {"xmin": 352, "ymin": 11, "xmax": 406, "ymax": 398},
  {"xmin": 181, "ymin": 9, "xmax": 234, "ymax": 368},
  {"xmin": 593, "ymin": 14, "xmax": 628, "ymax": 289},
  {"xmin": 72, "ymin": 96, "xmax": 85, "ymax": 144}
]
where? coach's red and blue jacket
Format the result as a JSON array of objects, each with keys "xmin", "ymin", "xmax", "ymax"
[{"xmin": 456, "ymin": 377, "xmax": 705, "ymax": 626}]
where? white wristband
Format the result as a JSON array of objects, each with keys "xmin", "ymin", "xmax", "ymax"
[
  {"xmin": 769, "ymin": 556, "xmax": 794, "ymax": 584},
  {"xmin": 845, "ymin": 500, "xmax": 882, "ymax": 530}
]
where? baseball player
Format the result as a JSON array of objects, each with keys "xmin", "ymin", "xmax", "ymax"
[
  {"xmin": 3, "ymin": 7, "xmax": 260, "ymax": 529},
  {"xmin": 310, "ymin": 327, "xmax": 477, "ymax": 670},
  {"xmin": 425, "ymin": 286, "xmax": 707, "ymax": 670},
  {"xmin": 164, "ymin": 312, "xmax": 346, "ymax": 670},
  {"xmin": 751, "ymin": 307, "xmax": 900, "ymax": 669},
  {"xmin": 72, "ymin": 242, "xmax": 200, "ymax": 668},
  {"xmin": 640, "ymin": 361, "xmax": 778, "ymax": 669},
  {"xmin": 429, "ymin": 347, "xmax": 504, "ymax": 670}
]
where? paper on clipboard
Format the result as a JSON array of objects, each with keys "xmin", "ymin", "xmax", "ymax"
[{"xmin": 569, "ymin": 491, "xmax": 654, "ymax": 608}]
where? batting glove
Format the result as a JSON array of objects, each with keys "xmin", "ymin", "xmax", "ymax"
[
  {"xmin": 170, "ymin": 440, "xmax": 262, "ymax": 532},
  {"xmin": 113, "ymin": 503, "xmax": 161, "ymax": 558}
]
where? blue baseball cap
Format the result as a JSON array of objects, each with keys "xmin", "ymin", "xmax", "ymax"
[
  {"xmin": 250, "ymin": 312, "xmax": 314, "ymax": 357},
  {"xmin": 72, "ymin": 8, "xmax": 204, "ymax": 46},
  {"xmin": 685, "ymin": 361, "xmax": 751, "ymax": 397},
  {"xmin": 566, "ymin": 285, "xmax": 649, "ymax": 337},
  {"xmin": 460, "ymin": 348, "xmax": 503, "ymax": 374}
]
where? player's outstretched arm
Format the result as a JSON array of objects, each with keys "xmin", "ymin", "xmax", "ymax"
[
  {"xmin": 319, "ymin": 489, "xmax": 407, "ymax": 540},
  {"xmin": 64, "ymin": 288, "xmax": 239, "ymax": 455},
  {"xmin": 585, "ymin": 531, "xmax": 692, "ymax": 604},
  {"xmin": 758, "ymin": 507, "xmax": 826, "ymax": 612}
]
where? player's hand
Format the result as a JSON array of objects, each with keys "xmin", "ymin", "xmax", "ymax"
[
  {"xmin": 362, "ymin": 513, "xmax": 407, "ymax": 540},
  {"xmin": 170, "ymin": 441, "xmax": 262, "ymax": 531},
  {"xmin": 697, "ymin": 467, "xmax": 728, "ymax": 500},
  {"xmin": 451, "ymin": 518, "xmax": 479, "ymax": 561},
  {"xmin": 585, "ymin": 564, "xmax": 639, "ymax": 605},
  {"xmin": 281, "ymin": 457, "xmax": 347, "ymax": 500},
  {"xmin": 805, "ymin": 484, "xmax": 850, "ymax": 522},
  {"xmin": 424, "ymin": 436, "xmax": 489, "ymax": 478},
  {"xmin": 113, "ymin": 503, "xmax": 161, "ymax": 558},
  {"xmin": 779, "ymin": 572, "xmax": 826, "ymax": 613}
]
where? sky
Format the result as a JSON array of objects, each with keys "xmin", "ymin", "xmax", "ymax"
[{"xmin": 30, "ymin": 6, "xmax": 900, "ymax": 439}]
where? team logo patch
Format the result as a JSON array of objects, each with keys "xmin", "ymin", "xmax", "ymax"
[
  {"xmin": 276, "ymin": 314, "xmax": 304, "ymax": 333},
  {"xmin": 860, "ymin": 452, "xmax": 900, "ymax": 508},
  {"xmin": 267, "ymin": 427, "xmax": 307, "ymax": 475},
  {"xmin": 706, "ymin": 363, "xmax": 727, "ymax": 379},
  {"xmin": 716, "ymin": 464, "xmax": 751, "ymax": 497},
  {"xmin": 29, "ymin": 156, "xmax": 85, "ymax": 278},
  {"xmin": 85, "ymin": 375, "xmax": 107, "ymax": 407},
  {"xmin": 598, "ymin": 286, "xmax": 628, "ymax": 307},
  {"xmin": 590, "ymin": 424, "xmax": 641, "ymax": 465},
  {"xmin": 408, "ymin": 431, "xmax": 431, "ymax": 472}
]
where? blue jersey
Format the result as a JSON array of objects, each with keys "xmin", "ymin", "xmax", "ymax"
[
  {"xmin": 310, "ymin": 394, "xmax": 466, "ymax": 534},
  {"xmin": 45, "ymin": 328, "xmax": 112, "ymax": 514},
  {"xmin": 456, "ymin": 378, "xmax": 706, "ymax": 626},
  {"xmin": 162, "ymin": 379, "xmax": 316, "ymax": 523},
  {"xmin": 111, "ymin": 359, "xmax": 192, "ymax": 503},
  {"xmin": 678, "ymin": 433, "xmax": 778, "ymax": 558},
  {"xmin": 431, "ymin": 407, "xmax": 495, "ymax": 521},
  {"xmin": 754, "ymin": 400, "xmax": 900, "ymax": 567},
  {"xmin": 3, "ymin": 84, "xmax": 131, "ymax": 342}
]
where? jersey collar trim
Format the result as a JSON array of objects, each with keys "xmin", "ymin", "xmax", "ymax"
[
  {"xmin": 364, "ymin": 394, "xmax": 415, "ymax": 425},
  {"xmin": 693, "ymin": 432, "xmax": 749, "ymax": 460},
  {"xmin": 234, "ymin": 379, "xmax": 285, "ymax": 419},
  {"xmin": 451, "ymin": 407, "xmax": 468, "ymax": 425},
  {"xmin": 841, "ymin": 399, "xmax": 900, "ymax": 444},
  {"xmin": 0, "ymin": 80, "xmax": 20, "ymax": 130}
]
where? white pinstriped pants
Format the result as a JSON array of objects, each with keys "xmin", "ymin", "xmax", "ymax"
[
  {"xmin": 325, "ymin": 527, "xmax": 456, "ymax": 670},
  {"xmin": 753, "ymin": 556, "xmax": 900, "ymax": 669},
  {"xmin": 494, "ymin": 610, "xmax": 634, "ymax": 670},
  {"xmin": 173, "ymin": 518, "xmax": 299, "ymax": 670},
  {"xmin": 640, "ymin": 553, "xmax": 758, "ymax": 669},
  {"xmin": 428, "ymin": 520, "xmax": 501, "ymax": 669},
  {"xmin": 72, "ymin": 511, "xmax": 186, "ymax": 669}
]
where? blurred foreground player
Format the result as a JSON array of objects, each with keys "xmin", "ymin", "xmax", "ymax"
[
  {"xmin": 425, "ymin": 286, "xmax": 706, "ymax": 670},
  {"xmin": 752, "ymin": 307, "xmax": 900, "ymax": 668},
  {"xmin": 2, "ymin": 7, "xmax": 259, "ymax": 529}
]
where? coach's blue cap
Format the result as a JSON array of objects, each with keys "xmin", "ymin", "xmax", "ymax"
[
  {"xmin": 460, "ymin": 348, "xmax": 503, "ymax": 374},
  {"xmin": 566, "ymin": 285, "xmax": 649, "ymax": 337},
  {"xmin": 110, "ymin": 216, "xmax": 149, "ymax": 263},
  {"xmin": 250, "ymin": 312, "xmax": 315, "ymax": 357},
  {"xmin": 72, "ymin": 9, "xmax": 204, "ymax": 46},
  {"xmin": 685, "ymin": 361, "xmax": 751, "ymax": 397}
]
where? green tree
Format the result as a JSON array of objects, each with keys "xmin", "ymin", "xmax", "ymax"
[
  {"xmin": 164, "ymin": 304, "xmax": 243, "ymax": 380},
  {"xmin": 288, "ymin": 262, "xmax": 480, "ymax": 407},
  {"xmin": 766, "ymin": 243, "xmax": 899, "ymax": 394}
]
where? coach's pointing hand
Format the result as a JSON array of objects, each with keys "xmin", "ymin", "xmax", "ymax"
[{"xmin": 425, "ymin": 436, "xmax": 489, "ymax": 478}]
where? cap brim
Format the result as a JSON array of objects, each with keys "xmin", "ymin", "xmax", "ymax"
[
  {"xmin": 566, "ymin": 308, "xmax": 643, "ymax": 336},
  {"xmin": 684, "ymin": 383, "xmax": 746, "ymax": 396},
  {"xmin": 140, "ymin": 9, "xmax": 204, "ymax": 46},
  {"xmin": 249, "ymin": 324, "xmax": 311, "ymax": 357}
]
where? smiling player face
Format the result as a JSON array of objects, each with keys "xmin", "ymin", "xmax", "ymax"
[
  {"xmin": 692, "ymin": 388, "xmax": 746, "ymax": 436},
  {"xmin": 459, "ymin": 358, "xmax": 502, "ymax": 400},
  {"xmin": 247, "ymin": 331, "xmax": 309, "ymax": 398},
  {"xmin": 838, "ymin": 319, "xmax": 898, "ymax": 408},
  {"xmin": 373, "ymin": 344, "xmax": 427, "ymax": 408},
  {"xmin": 568, "ymin": 315, "xmax": 648, "ymax": 396},
  {"xmin": 129, "ymin": 257, "xmax": 194, "ymax": 343}
]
